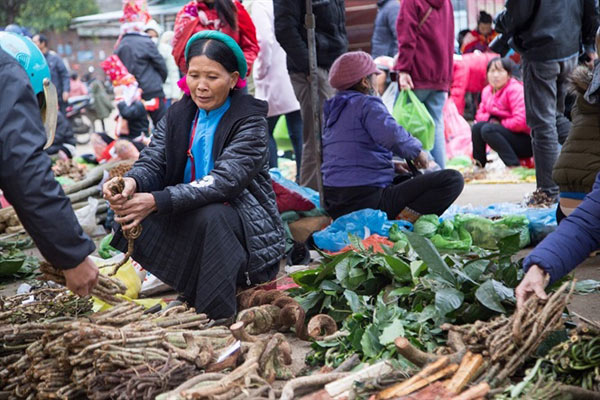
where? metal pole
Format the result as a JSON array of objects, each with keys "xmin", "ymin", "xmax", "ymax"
[{"xmin": 305, "ymin": 0, "xmax": 325, "ymax": 208}]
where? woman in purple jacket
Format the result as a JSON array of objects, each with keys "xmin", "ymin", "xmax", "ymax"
[{"xmin": 321, "ymin": 51, "xmax": 464, "ymax": 221}]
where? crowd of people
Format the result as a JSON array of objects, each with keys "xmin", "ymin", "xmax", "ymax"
[{"xmin": 1, "ymin": 0, "xmax": 600, "ymax": 318}]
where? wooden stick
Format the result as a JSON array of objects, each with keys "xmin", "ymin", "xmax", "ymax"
[
  {"xmin": 449, "ymin": 382, "xmax": 490, "ymax": 400},
  {"xmin": 395, "ymin": 364, "xmax": 458, "ymax": 397},
  {"xmin": 394, "ymin": 337, "xmax": 440, "ymax": 368},
  {"xmin": 376, "ymin": 356, "xmax": 450, "ymax": 399},
  {"xmin": 325, "ymin": 361, "xmax": 393, "ymax": 397},
  {"xmin": 446, "ymin": 353, "xmax": 483, "ymax": 394}
]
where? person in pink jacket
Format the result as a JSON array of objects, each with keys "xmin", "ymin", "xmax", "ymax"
[{"xmin": 471, "ymin": 57, "xmax": 532, "ymax": 167}]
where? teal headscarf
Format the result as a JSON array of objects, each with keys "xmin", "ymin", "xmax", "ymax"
[{"xmin": 184, "ymin": 30, "xmax": 248, "ymax": 78}]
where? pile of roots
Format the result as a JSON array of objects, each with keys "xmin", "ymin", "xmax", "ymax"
[
  {"xmin": 52, "ymin": 159, "xmax": 88, "ymax": 181},
  {"xmin": 0, "ymin": 296, "xmax": 298, "ymax": 400}
]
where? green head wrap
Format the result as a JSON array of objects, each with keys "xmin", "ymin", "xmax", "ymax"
[{"xmin": 184, "ymin": 30, "xmax": 248, "ymax": 78}]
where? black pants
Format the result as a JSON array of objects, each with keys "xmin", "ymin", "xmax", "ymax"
[
  {"xmin": 324, "ymin": 169, "xmax": 465, "ymax": 220},
  {"xmin": 472, "ymin": 121, "xmax": 533, "ymax": 167}
]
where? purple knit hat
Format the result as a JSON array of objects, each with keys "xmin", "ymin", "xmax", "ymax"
[{"xmin": 328, "ymin": 51, "xmax": 382, "ymax": 91}]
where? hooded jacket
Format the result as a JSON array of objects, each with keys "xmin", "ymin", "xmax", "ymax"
[
  {"xmin": 371, "ymin": 0, "xmax": 400, "ymax": 58},
  {"xmin": 495, "ymin": 0, "xmax": 599, "ymax": 62},
  {"xmin": 475, "ymin": 77, "xmax": 530, "ymax": 134},
  {"xmin": 553, "ymin": 67, "xmax": 600, "ymax": 194},
  {"xmin": 274, "ymin": 0, "xmax": 348, "ymax": 74},
  {"xmin": 0, "ymin": 48, "xmax": 95, "ymax": 269},
  {"xmin": 116, "ymin": 33, "xmax": 168, "ymax": 100},
  {"xmin": 322, "ymin": 91, "xmax": 422, "ymax": 188},
  {"xmin": 393, "ymin": 0, "xmax": 454, "ymax": 91},
  {"xmin": 122, "ymin": 91, "xmax": 286, "ymax": 275}
]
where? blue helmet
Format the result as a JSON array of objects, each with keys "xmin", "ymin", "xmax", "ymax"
[
  {"xmin": 0, "ymin": 31, "xmax": 57, "ymax": 148},
  {"xmin": 0, "ymin": 31, "xmax": 50, "ymax": 95}
]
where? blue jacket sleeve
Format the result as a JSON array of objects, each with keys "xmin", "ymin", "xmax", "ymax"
[
  {"xmin": 0, "ymin": 57, "xmax": 94, "ymax": 269},
  {"xmin": 523, "ymin": 172, "xmax": 600, "ymax": 284},
  {"xmin": 361, "ymin": 96, "xmax": 422, "ymax": 160}
]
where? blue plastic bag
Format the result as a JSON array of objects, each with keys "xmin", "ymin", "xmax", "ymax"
[{"xmin": 313, "ymin": 209, "xmax": 412, "ymax": 252}]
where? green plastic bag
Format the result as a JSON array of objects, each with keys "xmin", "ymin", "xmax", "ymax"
[
  {"xmin": 392, "ymin": 89, "xmax": 435, "ymax": 150},
  {"xmin": 454, "ymin": 214, "xmax": 530, "ymax": 250},
  {"xmin": 98, "ymin": 233, "xmax": 121, "ymax": 259},
  {"xmin": 413, "ymin": 215, "xmax": 440, "ymax": 238}
]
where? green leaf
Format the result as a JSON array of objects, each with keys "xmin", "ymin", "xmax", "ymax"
[
  {"xmin": 291, "ymin": 268, "xmax": 321, "ymax": 289},
  {"xmin": 348, "ymin": 233, "xmax": 366, "ymax": 252},
  {"xmin": 388, "ymin": 287, "xmax": 412, "ymax": 297},
  {"xmin": 360, "ymin": 324, "xmax": 383, "ymax": 358},
  {"xmin": 435, "ymin": 288, "xmax": 465, "ymax": 316},
  {"xmin": 319, "ymin": 280, "xmax": 343, "ymax": 292},
  {"xmin": 475, "ymin": 279, "xmax": 514, "ymax": 313},
  {"xmin": 406, "ymin": 232, "xmax": 456, "ymax": 286},
  {"xmin": 316, "ymin": 251, "xmax": 352, "ymax": 283},
  {"xmin": 296, "ymin": 292, "xmax": 324, "ymax": 313},
  {"xmin": 344, "ymin": 290, "xmax": 365, "ymax": 313},
  {"xmin": 343, "ymin": 266, "xmax": 368, "ymax": 291},
  {"xmin": 380, "ymin": 319, "xmax": 405, "ymax": 345},
  {"xmin": 383, "ymin": 255, "xmax": 412, "ymax": 282},
  {"xmin": 498, "ymin": 233, "xmax": 522, "ymax": 255},
  {"xmin": 410, "ymin": 260, "xmax": 427, "ymax": 279},
  {"xmin": 463, "ymin": 260, "xmax": 490, "ymax": 282}
]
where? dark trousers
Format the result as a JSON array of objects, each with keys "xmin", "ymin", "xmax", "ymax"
[
  {"xmin": 324, "ymin": 169, "xmax": 465, "ymax": 220},
  {"xmin": 267, "ymin": 110, "xmax": 303, "ymax": 181},
  {"xmin": 471, "ymin": 122, "xmax": 533, "ymax": 167},
  {"xmin": 522, "ymin": 56, "xmax": 577, "ymax": 195}
]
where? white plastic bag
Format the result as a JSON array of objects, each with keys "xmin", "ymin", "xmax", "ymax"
[{"xmin": 75, "ymin": 197, "xmax": 106, "ymax": 237}]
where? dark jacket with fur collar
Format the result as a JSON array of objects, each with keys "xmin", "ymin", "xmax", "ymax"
[
  {"xmin": 125, "ymin": 91, "xmax": 286, "ymax": 274},
  {"xmin": 553, "ymin": 67, "xmax": 600, "ymax": 194}
]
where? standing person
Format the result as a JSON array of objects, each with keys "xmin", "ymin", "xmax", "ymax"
[
  {"xmin": 86, "ymin": 71, "xmax": 114, "ymax": 133},
  {"xmin": 274, "ymin": 0, "xmax": 348, "ymax": 190},
  {"xmin": 160, "ymin": 31, "xmax": 183, "ymax": 107},
  {"xmin": 144, "ymin": 21, "xmax": 182, "ymax": 107},
  {"xmin": 0, "ymin": 32, "xmax": 98, "ymax": 296},
  {"xmin": 115, "ymin": 1, "xmax": 168, "ymax": 126},
  {"xmin": 394, "ymin": 0, "xmax": 455, "ymax": 169},
  {"xmin": 246, "ymin": 0, "xmax": 303, "ymax": 179},
  {"xmin": 32, "ymin": 33, "xmax": 70, "ymax": 113},
  {"xmin": 471, "ymin": 57, "xmax": 532, "ymax": 168},
  {"xmin": 103, "ymin": 31, "xmax": 285, "ymax": 319},
  {"xmin": 171, "ymin": 0, "xmax": 259, "ymax": 76},
  {"xmin": 371, "ymin": 0, "xmax": 400, "ymax": 58},
  {"xmin": 495, "ymin": 0, "xmax": 599, "ymax": 203},
  {"xmin": 69, "ymin": 72, "xmax": 88, "ymax": 98},
  {"xmin": 460, "ymin": 11, "xmax": 497, "ymax": 54}
]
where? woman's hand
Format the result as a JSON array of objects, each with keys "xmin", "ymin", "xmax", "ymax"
[
  {"xmin": 113, "ymin": 193, "xmax": 157, "ymax": 230},
  {"xmin": 397, "ymin": 72, "xmax": 414, "ymax": 91},
  {"xmin": 515, "ymin": 264, "xmax": 549, "ymax": 309},
  {"xmin": 413, "ymin": 151, "xmax": 429, "ymax": 169},
  {"xmin": 103, "ymin": 177, "xmax": 137, "ymax": 207}
]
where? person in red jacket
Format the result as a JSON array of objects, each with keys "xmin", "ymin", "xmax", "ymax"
[
  {"xmin": 471, "ymin": 57, "xmax": 532, "ymax": 167},
  {"xmin": 450, "ymin": 51, "xmax": 499, "ymax": 116},
  {"xmin": 394, "ymin": 0, "xmax": 454, "ymax": 169},
  {"xmin": 172, "ymin": 0, "xmax": 259, "ymax": 76}
]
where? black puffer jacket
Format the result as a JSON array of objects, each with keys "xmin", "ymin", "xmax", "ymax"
[
  {"xmin": 115, "ymin": 33, "xmax": 168, "ymax": 100},
  {"xmin": 125, "ymin": 91, "xmax": 286, "ymax": 275},
  {"xmin": 274, "ymin": 0, "xmax": 348, "ymax": 74},
  {"xmin": 117, "ymin": 101, "xmax": 149, "ymax": 140},
  {"xmin": 0, "ymin": 48, "xmax": 94, "ymax": 269},
  {"xmin": 495, "ymin": 0, "xmax": 599, "ymax": 62}
]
